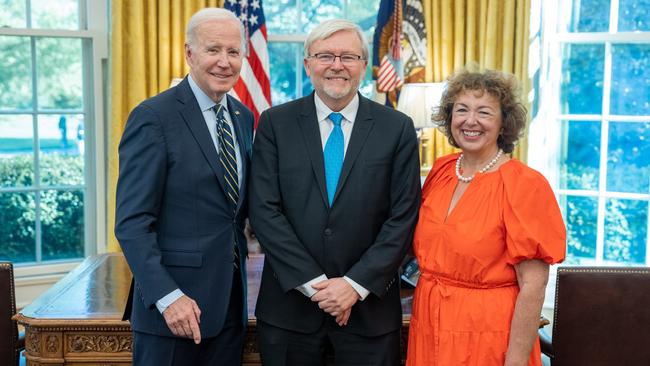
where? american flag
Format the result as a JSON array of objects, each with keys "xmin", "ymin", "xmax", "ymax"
[
  {"xmin": 376, "ymin": 0, "xmax": 402, "ymax": 93},
  {"xmin": 372, "ymin": 0, "xmax": 404, "ymax": 107},
  {"xmin": 225, "ymin": 0, "xmax": 271, "ymax": 128}
]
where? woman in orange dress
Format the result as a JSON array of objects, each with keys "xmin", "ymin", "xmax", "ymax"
[{"xmin": 406, "ymin": 70, "xmax": 566, "ymax": 366}]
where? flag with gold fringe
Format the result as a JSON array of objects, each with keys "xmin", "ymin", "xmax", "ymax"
[{"xmin": 372, "ymin": 0, "xmax": 427, "ymax": 108}]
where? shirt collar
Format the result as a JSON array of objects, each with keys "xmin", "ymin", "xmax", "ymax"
[
  {"xmin": 314, "ymin": 92, "xmax": 359, "ymax": 124},
  {"xmin": 188, "ymin": 74, "xmax": 228, "ymax": 113}
]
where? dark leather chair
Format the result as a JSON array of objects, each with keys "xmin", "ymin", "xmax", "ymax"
[
  {"xmin": 0, "ymin": 262, "xmax": 24, "ymax": 366},
  {"xmin": 540, "ymin": 266, "xmax": 650, "ymax": 366}
]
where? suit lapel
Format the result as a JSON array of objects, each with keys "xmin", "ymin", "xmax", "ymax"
[
  {"xmin": 227, "ymin": 95, "xmax": 250, "ymax": 213},
  {"xmin": 298, "ymin": 94, "xmax": 329, "ymax": 207},
  {"xmin": 332, "ymin": 94, "xmax": 374, "ymax": 206},
  {"xmin": 176, "ymin": 78, "xmax": 228, "ymax": 195}
]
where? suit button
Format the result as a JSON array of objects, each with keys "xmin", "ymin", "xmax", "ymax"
[{"xmin": 324, "ymin": 228, "xmax": 332, "ymax": 236}]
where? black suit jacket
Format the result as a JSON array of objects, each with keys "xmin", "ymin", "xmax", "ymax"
[
  {"xmin": 249, "ymin": 93, "xmax": 421, "ymax": 336},
  {"xmin": 115, "ymin": 77, "xmax": 254, "ymax": 338}
]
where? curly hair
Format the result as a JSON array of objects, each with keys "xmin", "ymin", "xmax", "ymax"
[{"xmin": 432, "ymin": 69, "xmax": 527, "ymax": 154}]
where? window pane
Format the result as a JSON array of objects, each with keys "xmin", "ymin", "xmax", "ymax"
[
  {"xmin": 0, "ymin": 0, "xmax": 27, "ymax": 28},
  {"xmin": 38, "ymin": 114, "xmax": 85, "ymax": 186},
  {"xmin": 607, "ymin": 121, "xmax": 650, "ymax": 193},
  {"xmin": 0, "ymin": 114, "xmax": 34, "ymax": 188},
  {"xmin": 565, "ymin": 0, "xmax": 610, "ymax": 32},
  {"xmin": 0, "ymin": 192, "xmax": 36, "ymax": 263},
  {"xmin": 302, "ymin": 0, "xmax": 343, "ymax": 34},
  {"xmin": 560, "ymin": 195, "xmax": 598, "ymax": 263},
  {"xmin": 618, "ymin": 0, "xmax": 650, "ymax": 31},
  {"xmin": 560, "ymin": 44, "xmax": 604, "ymax": 114},
  {"xmin": 36, "ymin": 37, "xmax": 83, "ymax": 110},
  {"xmin": 269, "ymin": 42, "xmax": 299, "ymax": 106},
  {"xmin": 265, "ymin": 0, "xmax": 298, "ymax": 34},
  {"xmin": 610, "ymin": 44, "xmax": 650, "ymax": 116},
  {"xmin": 604, "ymin": 198, "xmax": 648, "ymax": 264},
  {"xmin": 346, "ymin": 0, "xmax": 381, "ymax": 38},
  {"xmin": 301, "ymin": 65, "xmax": 312, "ymax": 98},
  {"xmin": 41, "ymin": 189, "xmax": 84, "ymax": 260},
  {"xmin": 0, "ymin": 36, "xmax": 33, "ymax": 110},
  {"xmin": 31, "ymin": 0, "xmax": 79, "ymax": 30},
  {"xmin": 559, "ymin": 120, "xmax": 600, "ymax": 190},
  {"xmin": 359, "ymin": 48, "xmax": 374, "ymax": 99}
]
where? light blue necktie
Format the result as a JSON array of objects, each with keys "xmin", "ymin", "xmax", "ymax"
[{"xmin": 324, "ymin": 112, "xmax": 344, "ymax": 206}]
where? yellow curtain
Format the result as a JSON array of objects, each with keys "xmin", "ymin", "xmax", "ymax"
[
  {"xmin": 108, "ymin": 0, "xmax": 223, "ymax": 252},
  {"xmin": 422, "ymin": 0, "xmax": 531, "ymax": 164}
]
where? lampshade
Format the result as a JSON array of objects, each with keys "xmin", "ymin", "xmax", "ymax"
[{"xmin": 396, "ymin": 82, "xmax": 446, "ymax": 129}]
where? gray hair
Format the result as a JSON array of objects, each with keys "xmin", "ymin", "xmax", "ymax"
[
  {"xmin": 186, "ymin": 8, "xmax": 246, "ymax": 51},
  {"xmin": 303, "ymin": 19, "xmax": 369, "ymax": 60}
]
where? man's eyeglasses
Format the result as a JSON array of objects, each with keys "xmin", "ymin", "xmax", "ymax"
[{"xmin": 308, "ymin": 53, "xmax": 365, "ymax": 65}]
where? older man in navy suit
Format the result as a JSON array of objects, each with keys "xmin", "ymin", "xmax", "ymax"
[{"xmin": 115, "ymin": 8, "xmax": 253, "ymax": 366}]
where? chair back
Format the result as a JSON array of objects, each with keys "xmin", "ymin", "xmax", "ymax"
[
  {"xmin": 0, "ymin": 262, "xmax": 19, "ymax": 366},
  {"xmin": 552, "ymin": 266, "xmax": 650, "ymax": 366}
]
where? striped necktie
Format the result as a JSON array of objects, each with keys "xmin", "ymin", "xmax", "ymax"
[
  {"xmin": 213, "ymin": 104, "xmax": 239, "ymax": 210},
  {"xmin": 214, "ymin": 104, "xmax": 241, "ymax": 267},
  {"xmin": 324, "ymin": 112, "xmax": 344, "ymax": 206}
]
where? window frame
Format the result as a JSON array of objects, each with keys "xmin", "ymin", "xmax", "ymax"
[
  {"xmin": 0, "ymin": 0, "xmax": 108, "ymax": 274},
  {"xmin": 531, "ymin": 0, "xmax": 650, "ymax": 276}
]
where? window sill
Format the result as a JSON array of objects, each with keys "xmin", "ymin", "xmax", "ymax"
[{"xmin": 14, "ymin": 260, "xmax": 82, "ymax": 309}]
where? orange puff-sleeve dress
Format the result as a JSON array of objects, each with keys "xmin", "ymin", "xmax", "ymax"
[{"xmin": 406, "ymin": 153, "xmax": 566, "ymax": 366}]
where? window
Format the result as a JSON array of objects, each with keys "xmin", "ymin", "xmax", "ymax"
[
  {"xmin": 533, "ymin": 0, "xmax": 650, "ymax": 267},
  {"xmin": 265, "ymin": 0, "xmax": 381, "ymax": 105},
  {"xmin": 0, "ymin": 0, "xmax": 107, "ymax": 266}
]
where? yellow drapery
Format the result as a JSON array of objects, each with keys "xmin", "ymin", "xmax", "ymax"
[
  {"xmin": 108, "ymin": 0, "xmax": 223, "ymax": 252},
  {"xmin": 422, "ymin": 0, "xmax": 531, "ymax": 164}
]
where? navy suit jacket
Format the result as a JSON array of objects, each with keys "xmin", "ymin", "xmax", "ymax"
[
  {"xmin": 249, "ymin": 93, "xmax": 421, "ymax": 336},
  {"xmin": 115, "ymin": 77, "xmax": 254, "ymax": 338}
]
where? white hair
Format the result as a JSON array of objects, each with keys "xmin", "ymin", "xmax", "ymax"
[
  {"xmin": 304, "ymin": 19, "xmax": 369, "ymax": 60},
  {"xmin": 185, "ymin": 8, "xmax": 246, "ymax": 51}
]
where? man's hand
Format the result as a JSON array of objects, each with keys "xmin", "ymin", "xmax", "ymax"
[
  {"xmin": 311, "ymin": 277, "xmax": 359, "ymax": 316},
  {"xmin": 162, "ymin": 295, "xmax": 202, "ymax": 344},
  {"xmin": 335, "ymin": 307, "xmax": 351, "ymax": 327}
]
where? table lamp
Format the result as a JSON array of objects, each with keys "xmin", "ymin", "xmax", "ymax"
[{"xmin": 396, "ymin": 82, "xmax": 446, "ymax": 174}]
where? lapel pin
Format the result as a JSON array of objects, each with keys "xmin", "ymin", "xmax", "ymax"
[{"xmin": 235, "ymin": 110, "xmax": 240, "ymax": 115}]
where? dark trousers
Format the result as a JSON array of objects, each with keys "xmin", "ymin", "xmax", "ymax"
[
  {"xmin": 133, "ymin": 270, "xmax": 244, "ymax": 366},
  {"xmin": 258, "ymin": 318, "xmax": 400, "ymax": 366}
]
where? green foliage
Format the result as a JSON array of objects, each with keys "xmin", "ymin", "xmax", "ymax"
[
  {"xmin": 0, "ymin": 0, "xmax": 27, "ymax": 28},
  {"xmin": 0, "ymin": 35, "xmax": 32, "ymax": 110},
  {"xmin": 0, "ymin": 154, "xmax": 32, "ymax": 187},
  {"xmin": 0, "ymin": 4, "xmax": 82, "ymax": 111},
  {"xmin": 604, "ymin": 199, "xmax": 647, "ymax": 264},
  {"xmin": 564, "ymin": 195, "xmax": 597, "ymax": 260},
  {"xmin": 0, "ymin": 154, "xmax": 84, "ymax": 263},
  {"xmin": 0, "ymin": 190, "xmax": 35, "ymax": 263}
]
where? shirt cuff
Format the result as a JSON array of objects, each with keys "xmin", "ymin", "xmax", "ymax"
[
  {"xmin": 155, "ymin": 288, "xmax": 184, "ymax": 314},
  {"xmin": 344, "ymin": 276, "xmax": 370, "ymax": 301},
  {"xmin": 295, "ymin": 274, "xmax": 328, "ymax": 298}
]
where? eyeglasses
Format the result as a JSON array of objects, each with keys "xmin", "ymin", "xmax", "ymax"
[{"xmin": 308, "ymin": 53, "xmax": 365, "ymax": 65}]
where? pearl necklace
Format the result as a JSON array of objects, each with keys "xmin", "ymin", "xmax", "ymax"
[{"xmin": 455, "ymin": 149, "xmax": 503, "ymax": 183}]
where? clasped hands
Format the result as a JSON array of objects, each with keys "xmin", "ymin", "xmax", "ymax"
[{"xmin": 311, "ymin": 277, "xmax": 360, "ymax": 327}]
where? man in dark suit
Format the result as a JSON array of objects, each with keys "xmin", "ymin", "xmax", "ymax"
[
  {"xmin": 115, "ymin": 8, "xmax": 253, "ymax": 366},
  {"xmin": 249, "ymin": 19, "xmax": 421, "ymax": 366}
]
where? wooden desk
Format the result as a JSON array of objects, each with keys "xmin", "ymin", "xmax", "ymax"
[{"xmin": 15, "ymin": 253, "xmax": 413, "ymax": 365}]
